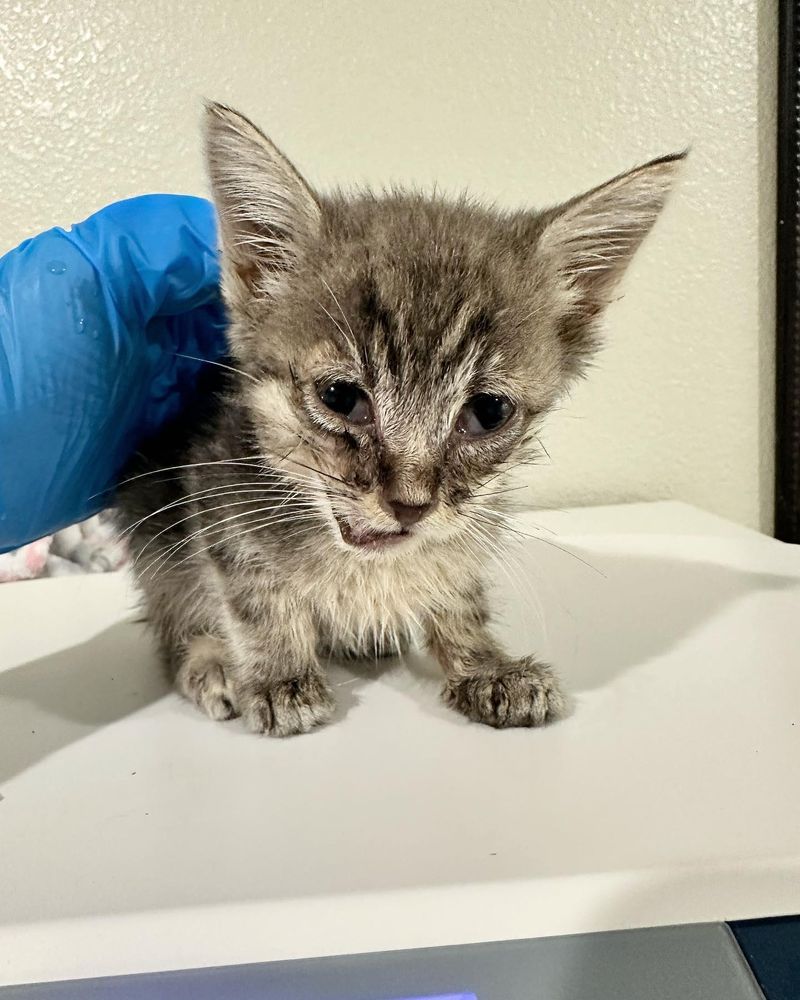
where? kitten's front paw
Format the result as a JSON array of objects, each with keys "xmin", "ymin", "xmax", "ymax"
[
  {"xmin": 240, "ymin": 672, "xmax": 335, "ymax": 737},
  {"xmin": 176, "ymin": 636, "xmax": 239, "ymax": 721},
  {"xmin": 443, "ymin": 657, "xmax": 565, "ymax": 729}
]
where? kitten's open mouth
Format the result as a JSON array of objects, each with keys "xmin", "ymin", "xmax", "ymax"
[{"xmin": 334, "ymin": 516, "xmax": 410, "ymax": 551}]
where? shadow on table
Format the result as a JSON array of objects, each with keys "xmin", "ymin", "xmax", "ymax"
[
  {"xmin": 0, "ymin": 617, "xmax": 368, "ymax": 786},
  {"xmin": 394, "ymin": 545, "xmax": 799, "ymax": 718},
  {"xmin": 0, "ymin": 620, "xmax": 169, "ymax": 785},
  {"xmin": 489, "ymin": 543, "xmax": 799, "ymax": 693},
  {"xmin": 1, "ymin": 544, "xmax": 797, "ymax": 785}
]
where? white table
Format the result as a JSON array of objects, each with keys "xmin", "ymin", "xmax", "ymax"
[{"xmin": 1, "ymin": 501, "xmax": 799, "ymax": 988}]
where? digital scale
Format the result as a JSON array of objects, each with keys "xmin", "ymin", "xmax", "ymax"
[
  {"xmin": 0, "ymin": 923, "xmax": 796, "ymax": 998},
  {"xmin": 1, "ymin": 504, "xmax": 799, "ymax": 998}
]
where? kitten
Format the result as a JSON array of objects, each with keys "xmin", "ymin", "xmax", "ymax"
[{"xmin": 117, "ymin": 102, "xmax": 682, "ymax": 736}]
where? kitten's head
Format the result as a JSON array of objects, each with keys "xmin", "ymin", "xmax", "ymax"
[{"xmin": 205, "ymin": 102, "xmax": 682, "ymax": 558}]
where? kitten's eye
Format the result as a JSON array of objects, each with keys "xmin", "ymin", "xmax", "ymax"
[
  {"xmin": 456, "ymin": 394, "xmax": 514, "ymax": 437},
  {"xmin": 318, "ymin": 380, "xmax": 372, "ymax": 425}
]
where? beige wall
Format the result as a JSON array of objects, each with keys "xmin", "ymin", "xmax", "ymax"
[{"xmin": 0, "ymin": 0, "xmax": 776, "ymax": 529}]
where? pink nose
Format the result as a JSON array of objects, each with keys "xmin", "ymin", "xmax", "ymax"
[{"xmin": 387, "ymin": 500, "xmax": 434, "ymax": 528}]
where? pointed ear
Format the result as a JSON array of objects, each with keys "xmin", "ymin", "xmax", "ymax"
[
  {"xmin": 204, "ymin": 101, "xmax": 321, "ymax": 304},
  {"xmin": 538, "ymin": 152, "xmax": 685, "ymax": 315}
]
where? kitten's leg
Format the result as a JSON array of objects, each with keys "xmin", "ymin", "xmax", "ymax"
[
  {"xmin": 138, "ymin": 568, "xmax": 239, "ymax": 722},
  {"xmin": 219, "ymin": 575, "xmax": 334, "ymax": 737},
  {"xmin": 427, "ymin": 587, "xmax": 565, "ymax": 729},
  {"xmin": 175, "ymin": 635, "xmax": 239, "ymax": 721}
]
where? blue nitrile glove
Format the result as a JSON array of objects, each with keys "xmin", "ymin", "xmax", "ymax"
[{"xmin": 0, "ymin": 195, "xmax": 228, "ymax": 553}]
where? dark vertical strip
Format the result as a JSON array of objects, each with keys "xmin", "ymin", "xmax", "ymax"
[
  {"xmin": 775, "ymin": 0, "xmax": 800, "ymax": 541},
  {"xmin": 730, "ymin": 916, "xmax": 800, "ymax": 1000}
]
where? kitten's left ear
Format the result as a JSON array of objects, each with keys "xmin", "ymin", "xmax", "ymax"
[
  {"xmin": 204, "ymin": 101, "xmax": 321, "ymax": 305},
  {"xmin": 537, "ymin": 151, "xmax": 686, "ymax": 316}
]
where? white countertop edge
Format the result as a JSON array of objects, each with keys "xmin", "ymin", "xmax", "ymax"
[{"xmin": 3, "ymin": 857, "xmax": 799, "ymax": 988}]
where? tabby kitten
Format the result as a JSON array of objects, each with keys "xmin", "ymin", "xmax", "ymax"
[{"xmin": 118, "ymin": 102, "xmax": 681, "ymax": 736}]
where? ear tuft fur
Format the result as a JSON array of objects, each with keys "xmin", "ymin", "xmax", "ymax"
[
  {"xmin": 537, "ymin": 151, "xmax": 685, "ymax": 374},
  {"xmin": 204, "ymin": 101, "xmax": 321, "ymax": 303},
  {"xmin": 540, "ymin": 151, "xmax": 685, "ymax": 306}
]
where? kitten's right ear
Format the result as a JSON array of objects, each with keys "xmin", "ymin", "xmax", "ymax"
[{"xmin": 204, "ymin": 101, "xmax": 321, "ymax": 304}]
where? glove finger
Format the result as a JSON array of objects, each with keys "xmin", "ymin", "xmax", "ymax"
[{"xmin": 62, "ymin": 194, "xmax": 222, "ymax": 327}]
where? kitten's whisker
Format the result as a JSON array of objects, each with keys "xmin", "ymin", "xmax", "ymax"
[
  {"xmin": 140, "ymin": 502, "xmax": 319, "ymax": 581},
  {"xmin": 474, "ymin": 465, "xmax": 515, "ymax": 492},
  {"xmin": 124, "ymin": 450, "xmax": 327, "ymax": 498},
  {"xmin": 462, "ymin": 509, "xmax": 605, "ymax": 577},
  {"xmin": 119, "ymin": 464, "xmax": 328, "ymax": 537},
  {"xmin": 173, "ymin": 353, "xmax": 260, "ymax": 384},
  {"xmin": 164, "ymin": 516, "xmax": 318, "ymax": 576},
  {"xmin": 132, "ymin": 492, "xmax": 305, "ymax": 565},
  {"xmin": 463, "ymin": 508, "xmax": 547, "ymax": 541},
  {"xmin": 120, "ymin": 483, "xmax": 294, "ymax": 538},
  {"xmin": 140, "ymin": 469, "xmax": 277, "ymax": 490},
  {"xmin": 275, "ymin": 454, "xmax": 354, "ymax": 490},
  {"xmin": 468, "ymin": 503, "xmax": 556, "ymax": 536},
  {"xmin": 320, "ymin": 277, "xmax": 358, "ymax": 345},
  {"xmin": 109, "ymin": 455, "xmax": 274, "ymax": 493},
  {"xmin": 142, "ymin": 507, "xmax": 324, "ymax": 582},
  {"xmin": 315, "ymin": 299, "xmax": 358, "ymax": 358},
  {"xmin": 449, "ymin": 529, "xmax": 497, "ymax": 584},
  {"xmin": 533, "ymin": 434, "xmax": 552, "ymax": 463},
  {"xmin": 472, "ymin": 484, "xmax": 530, "ymax": 501},
  {"xmin": 464, "ymin": 519, "xmax": 547, "ymax": 641}
]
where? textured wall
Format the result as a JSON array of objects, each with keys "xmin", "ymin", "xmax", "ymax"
[{"xmin": 0, "ymin": 0, "xmax": 776, "ymax": 529}]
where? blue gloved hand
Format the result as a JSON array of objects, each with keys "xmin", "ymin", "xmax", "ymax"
[{"xmin": 0, "ymin": 195, "xmax": 227, "ymax": 553}]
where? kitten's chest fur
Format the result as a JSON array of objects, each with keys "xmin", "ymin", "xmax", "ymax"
[
  {"xmin": 313, "ymin": 547, "xmax": 459, "ymax": 651},
  {"xmin": 254, "ymin": 536, "xmax": 473, "ymax": 657}
]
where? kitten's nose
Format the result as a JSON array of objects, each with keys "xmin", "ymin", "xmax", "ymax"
[{"xmin": 387, "ymin": 500, "xmax": 434, "ymax": 529}]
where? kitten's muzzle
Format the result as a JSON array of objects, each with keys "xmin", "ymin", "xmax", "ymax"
[
  {"xmin": 333, "ymin": 495, "xmax": 436, "ymax": 551},
  {"xmin": 335, "ymin": 515, "xmax": 410, "ymax": 551}
]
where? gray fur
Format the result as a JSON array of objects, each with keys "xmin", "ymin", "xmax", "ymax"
[{"xmin": 116, "ymin": 102, "xmax": 682, "ymax": 736}]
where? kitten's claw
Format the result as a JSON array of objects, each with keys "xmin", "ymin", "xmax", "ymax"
[
  {"xmin": 443, "ymin": 657, "xmax": 565, "ymax": 729},
  {"xmin": 240, "ymin": 672, "xmax": 335, "ymax": 737},
  {"xmin": 176, "ymin": 636, "xmax": 239, "ymax": 721}
]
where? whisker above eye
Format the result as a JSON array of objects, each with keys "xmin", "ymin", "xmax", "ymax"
[
  {"xmin": 172, "ymin": 352, "xmax": 260, "ymax": 384},
  {"xmin": 320, "ymin": 277, "xmax": 359, "ymax": 345},
  {"xmin": 315, "ymin": 299, "xmax": 355, "ymax": 352}
]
